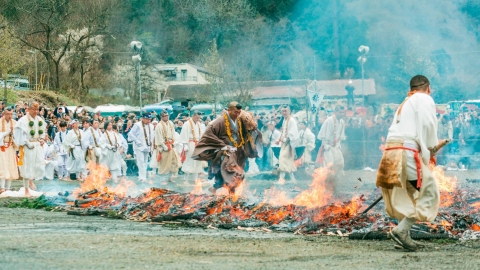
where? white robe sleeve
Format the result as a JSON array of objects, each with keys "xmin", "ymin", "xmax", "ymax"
[
  {"xmin": 179, "ymin": 124, "xmax": 189, "ymax": 144},
  {"xmin": 0, "ymin": 131, "xmax": 9, "ymax": 142},
  {"xmin": 318, "ymin": 118, "xmax": 332, "ymax": 141},
  {"xmin": 339, "ymin": 120, "xmax": 346, "ymax": 141},
  {"xmin": 413, "ymin": 95, "xmax": 439, "ymax": 164},
  {"xmin": 128, "ymin": 123, "xmax": 141, "ymax": 144},
  {"xmin": 13, "ymin": 127, "xmax": 28, "ymax": 147}
]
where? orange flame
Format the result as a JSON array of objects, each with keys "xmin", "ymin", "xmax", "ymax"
[
  {"xmin": 293, "ymin": 167, "xmax": 331, "ymax": 208},
  {"xmin": 263, "ymin": 187, "xmax": 291, "ymax": 206},
  {"xmin": 471, "ymin": 224, "xmax": 480, "ymax": 231},
  {"xmin": 430, "ymin": 165, "xmax": 458, "ymax": 207},
  {"xmin": 190, "ymin": 179, "xmax": 203, "ymax": 195},
  {"xmin": 74, "ymin": 161, "xmax": 111, "ymax": 197}
]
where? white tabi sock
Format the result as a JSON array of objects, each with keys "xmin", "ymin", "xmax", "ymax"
[
  {"xmin": 289, "ymin": 173, "xmax": 296, "ymax": 182},
  {"xmin": 5, "ymin": 180, "xmax": 11, "ymax": 190},
  {"xmin": 0, "ymin": 179, "xmax": 5, "ymax": 189},
  {"xmin": 396, "ymin": 217, "xmax": 416, "ymax": 232},
  {"xmin": 279, "ymin": 172, "xmax": 286, "ymax": 179}
]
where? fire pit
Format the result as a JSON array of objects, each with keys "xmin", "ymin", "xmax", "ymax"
[{"xmin": 49, "ymin": 162, "xmax": 480, "ymax": 240}]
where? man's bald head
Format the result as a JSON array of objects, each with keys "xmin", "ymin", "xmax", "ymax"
[
  {"xmin": 227, "ymin": 102, "xmax": 242, "ymax": 120},
  {"xmin": 410, "ymin": 75, "xmax": 430, "ymax": 92}
]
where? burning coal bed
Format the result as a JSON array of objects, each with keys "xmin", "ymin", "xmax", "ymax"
[{"xmin": 48, "ymin": 165, "xmax": 480, "ymax": 241}]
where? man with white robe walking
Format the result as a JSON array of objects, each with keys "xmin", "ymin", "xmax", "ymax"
[
  {"xmin": 100, "ymin": 121, "xmax": 122, "ymax": 181},
  {"xmin": 376, "ymin": 75, "xmax": 440, "ymax": 252},
  {"xmin": 63, "ymin": 119, "xmax": 87, "ymax": 180},
  {"xmin": 179, "ymin": 111, "xmax": 204, "ymax": 184},
  {"xmin": 43, "ymin": 142, "xmax": 58, "ymax": 180},
  {"xmin": 317, "ymin": 105, "xmax": 346, "ymax": 194},
  {"xmin": 276, "ymin": 105, "xmax": 299, "ymax": 184},
  {"xmin": 113, "ymin": 124, "xmax": 128, "ymax": 178},
  {"xmin": 155, "ymin": 111, "xmax": 180, "ymax": 185},
  {"xmin": 54, "ymin": 121, "xmax": 68, "ymax": 180},
  {"xmin": 84, "ymin": 119, "xmax": 103, "ymax": 164},
  {"xmin": 128, "ymin": 113, "xmax": 154, "ymax": 183},
  {"xmin": 14, "ymin": 102, "xmax": 46, "ymax": 196},
  {"xmin": 0, "ymin": 108, "xmax": 18, "ymax": 194},
  {"xmin": 298, "ymin": 121, "xmax": 316, "ymax": 167}
]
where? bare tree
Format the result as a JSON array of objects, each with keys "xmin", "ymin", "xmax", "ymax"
[
  {"xmin": 2, "ymin": 0, "xmax": 113, "ymax": 92},
  {"xmin": 0, "ymin": 23, "xmax": 25, "ymax": 102}
]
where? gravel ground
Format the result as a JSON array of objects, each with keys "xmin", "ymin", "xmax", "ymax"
[
  {"xmin": 1, "ymin": 169, "xmax": 479, "ymax": 269},
  {"xmin": 0, "ymin": 207, "xmax": 478, "ymax": 270}
]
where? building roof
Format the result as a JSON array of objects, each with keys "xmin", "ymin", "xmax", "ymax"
[
  {"xmin": 252, "ymin": 85, "xmax": 306, "ymax": 99},
  {"xmin": 165, "ymin": 84, "xmax": 211, "ymax": 101},
  {"xmin": 307, "ymin": 79, "xmax": 376, "ymax": 96}
]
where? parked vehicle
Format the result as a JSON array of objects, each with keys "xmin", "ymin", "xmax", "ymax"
[
  {"xmin": 190, "ymin": 103, "xmax": 223, "ymax": 116},
  {"xmin": 94, "ymin": 104, "xmax": 141, "ymax": 117},
  {"xmin": 143, "ymin": 99, "xmax": 186, "ymax": 119},
  {"xmin": 0, "ymin": 75, "xmax": 30, "ymax": 91}
]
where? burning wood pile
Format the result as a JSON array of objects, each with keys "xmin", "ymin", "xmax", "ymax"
[{"xmin": 54, "ymin": 163, "xmax": 480, "ymax": 240}]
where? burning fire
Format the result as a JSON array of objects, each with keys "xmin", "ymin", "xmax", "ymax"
[
  {"xmin": 430, "ymin": 165, "xmax": 458, "ymax": 207},
  {"xmin": 73, "ymin": 161, "xmax": 138, "ymax": 206},
  {"xmin": 293, "ymin": 167, "xmax": 331, "ymax": 208},
  {"xmin": 73, "ymin": 161, "xmax": 111, "ymax": 197},
  {"xmin": 190, "ymin": 179, "xmax": 203, "ymax": 195}
]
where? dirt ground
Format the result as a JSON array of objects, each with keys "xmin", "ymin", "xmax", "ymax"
[
  {"xmin": 1, "ymin": 169, "xmax": 479, "ymax": 269},
  {"xmin": 0, "ymin": 207, "xmax": 478, "ymax": 270}
]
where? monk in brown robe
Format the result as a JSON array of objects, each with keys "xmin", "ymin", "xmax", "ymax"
[{"xmin": 192, "ymin": 102, "xmax": 262, "ymax": 194}]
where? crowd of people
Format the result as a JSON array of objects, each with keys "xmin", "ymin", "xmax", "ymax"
[{"xmin": 0, "ymin": 94, "xmax": 477, "ymax": 196}]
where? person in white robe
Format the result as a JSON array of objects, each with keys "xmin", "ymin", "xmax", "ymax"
[
  {"xmin": 13, "ymin": 102, "xmax": 46, "ymax": 196},
  {"xmin": 276, "ymin": 106, "xmax": 300, "ymax": 184},
  {"xmin": 317, "ymin": 105, "xmax": 346, "ymax": 171},
  {"xmin": 178, "ymin": 111, "xmax": 204, "ymax": 184},
  {"xmin": 262, "ymin": 121, "xmax": 281, "ymax": 169},
  {"xmin": 114, "ymin": 125, "xmax": 128, "ymax": 178},
  {"xmin": 149, "ymin": 120, "xmax": 159, "ymax": 176},
  {"xmin": 154, "ymin": 111, "xmax": 180, "ymax": 185},
  {"xmin": 44, "ymin": 142, "xmax": 58, "ymax": 180},
  {"xmin": 99, "ymin": 121, "xmax": 122, "ymax": 181},
  {"xmin": 63, "ymin": 119, "xmax": 87, "ymax": 180},
  {"xmin": 317, "ymin": 106, "xmax": 346, "ymax": 195},
  {"xmin": 53, "ymin": 121, "xmax": 68, "ymax": 180},
  {"xmin": 128, "ymin": 113, "xmax": 154, "ymax": 182},
  {"xmin": 84, "ymin": 119, "xmax": 103, "ymax": 164},
  {"xmin": 0, "ymin": 108, "xmax": 18, "ymax": 194},
  {"xmin": 376, "ymin": 75, "xmax": 440, "ymax": 251},
  {"xmin": 298, "ymin": 121, "xmax": 316, "ymax": 166}
]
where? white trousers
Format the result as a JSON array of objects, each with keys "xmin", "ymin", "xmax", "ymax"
[
  {"xmin": 57, "ymin": 155, "xmax": 68, "ymax": 178},
  {"xmin": 135, "ymin": 150, "xmax": 150, "ymax": 181},
  {"xmin": 45, "ymin": 161, "xmax": 58, "ymax": 180},
  {"xmin": 0, "ymin": 179, "xmax": 11, "ymax": 189}
]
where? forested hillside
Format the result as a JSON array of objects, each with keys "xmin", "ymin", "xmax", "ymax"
[{"xmin": 1, "ymin": 0, "xmax": 480, "ymax": 104}]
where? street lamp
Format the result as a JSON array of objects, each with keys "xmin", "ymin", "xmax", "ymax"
[
  {"xmin": 130, "ymin": 41, "xmax": 143, "ymax": 109},
  {"xmin": 27, "ymin": 49, "xmax": 38, "ymax": 91},
  {"xmin": 357, "ymin": 45, "xmax": 369, "ymax": 169},
  {"xmin": 357, "ymin": 45, "xmax": 369, "ymax": 107}
]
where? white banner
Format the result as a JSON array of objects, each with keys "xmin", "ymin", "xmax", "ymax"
[{"xmin": 307, "ymin": 90, "xmax": 324, "ymax": 113}]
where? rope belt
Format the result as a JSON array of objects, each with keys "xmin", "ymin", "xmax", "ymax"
[
  {"xmin": 189, "ymin": 139, "xmax": 198, "ymax": 146},
  {"xmin": 385, "ymin": 146, "xmax": 422, "ymax": 189}
]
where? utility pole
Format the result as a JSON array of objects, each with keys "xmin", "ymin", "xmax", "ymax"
[{"xmin": 130, "ymin": 41, "xmax": 143, "ymax": 109}]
